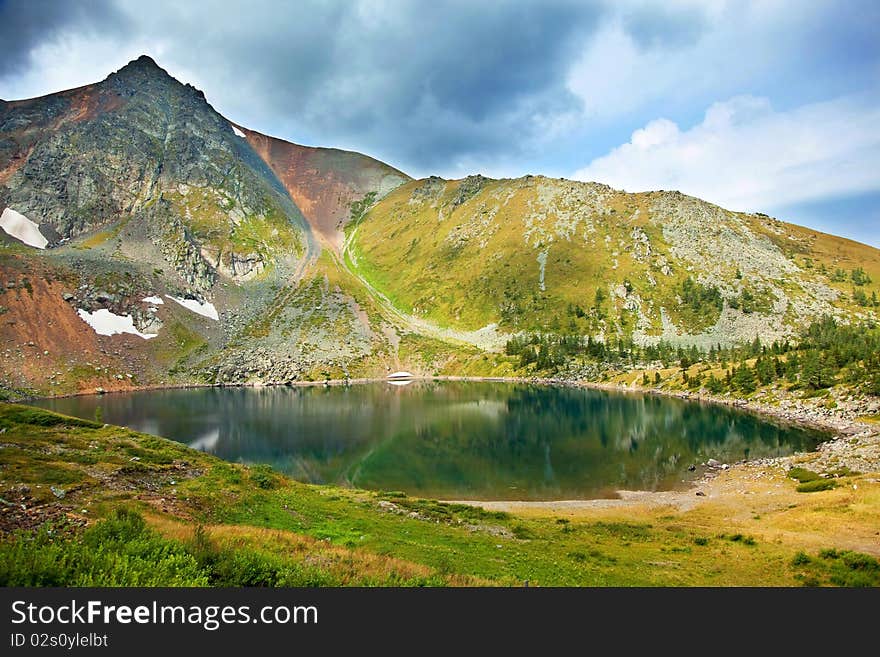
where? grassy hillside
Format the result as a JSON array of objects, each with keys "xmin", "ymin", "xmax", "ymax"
[
  {"xmin": 349, "ymin": 175, "xmax": 880, "ymax": 347},
  {"xmin": 1, "ymin": 404, "xmax": 878, "ymax": 587}
]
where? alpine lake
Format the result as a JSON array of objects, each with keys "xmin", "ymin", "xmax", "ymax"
[{"xmin": 32, "ymin": 381, "xmax": 828, "ymax": 501}]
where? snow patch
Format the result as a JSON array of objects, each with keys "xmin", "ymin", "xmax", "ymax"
[
  {"xmin": 166, "ymin": 295, "xmax": 219, "ymax": 320},
  {"xmin": 77, "ymin": 309, "xmax": 158, "ymax": 340},
  {"xmin": 0, "ymin": 208, "xmax": 48, "ymax": 249},
  {"xmin": 142, "ymin": 296, "xmax": 164, "ymax": 305},
  {"xmin": 231, "ymin": 124, "xmax": 246, "ymax": 138}
]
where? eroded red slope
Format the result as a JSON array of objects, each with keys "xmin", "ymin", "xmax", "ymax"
[{"xmin": 241, "ymin": 127, "xmax": 409, "ymax": 249}]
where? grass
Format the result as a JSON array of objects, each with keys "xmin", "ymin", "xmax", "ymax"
[
  {"xmin": 0, "ymin": 403, "xmax": 877, "ymax": 587},
  {"xmin": 789, "ymin": 548, "xmax": 880, "ymax": 587},
  {"xmin": 349, "ymin": 175, "xmax": 880, "ymax": 339}
]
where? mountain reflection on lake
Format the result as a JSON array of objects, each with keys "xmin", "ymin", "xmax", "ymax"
[{"xmin": 33, "ymin": 382, "xmax": 827, "ymax": 500}]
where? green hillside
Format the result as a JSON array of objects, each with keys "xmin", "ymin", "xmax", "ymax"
[{"xmin": 348, "ymin": 175, "xmax": 880, "ymax": 348}]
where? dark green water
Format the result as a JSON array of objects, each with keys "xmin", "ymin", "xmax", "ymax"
[{"xmin": 32, "ymin": 382, "xmax": 828, "ymax": 500}]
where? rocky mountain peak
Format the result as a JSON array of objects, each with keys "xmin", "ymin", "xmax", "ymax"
[
  {"xmin": 122, "ymin": 54, "xmax": 163, "ymax": 72},
  {"xmin": 104, "ymin": 54, "xmax": 176, "ymax": 89}
]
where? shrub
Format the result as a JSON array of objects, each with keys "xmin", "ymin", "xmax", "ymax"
[
  {"xmin": 0, "ymin": 511, "xmax": 207, "ymax": 586},
  {"xmin": 796, "ymin": 479, "xmax": 836, "ymax": 493},
  {"xmin": 791, "ymin": 551, "xmax": 811, "ymax": 566},
  {"xmin": 512, "ymin": 524, "xmax": 535, "ymax": 540},
  {"xmin": 788, "ymin": 467, "xmax": 820, "ymax": 483},
  {"xmin": 249, "ymin": 464, "xmax": 278, "ymax": 489}
]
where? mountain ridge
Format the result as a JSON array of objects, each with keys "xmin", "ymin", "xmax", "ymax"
[{"xmin": 0, "ymin": 55, "xmax": 878, "ymax": 397}]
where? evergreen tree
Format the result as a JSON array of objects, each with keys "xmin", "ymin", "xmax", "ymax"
[
  {"xmin": 732, "ymin": 363, "xmax": 757, "ymax": 393},
  {"xmin": 755, "ymin": 356, "xmax": 776, "ymax": 385},
  {"xmin": 705, "ymin": 374, "xmax": 725, "ymax": 394}
]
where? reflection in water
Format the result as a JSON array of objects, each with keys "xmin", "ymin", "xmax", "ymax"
[
  {"xmin": 32, "ymin": 382, "xmax": 828, "ymax": 500},
  {"xmin": 189, "ymin": 428, "xmax": 220, "ymax": 452}
]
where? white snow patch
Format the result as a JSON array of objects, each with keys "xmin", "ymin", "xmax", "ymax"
[
  {"xmin": 0, "ymin": 208, "xmax": 48, "ymax": 249},
  {"xmin": 387, "ymin": 371, "xmax": 414, "ymax": 380},
  {"xmin": 166, "ymin": 295, "xmax": 219, "ymax": 320},
  {"xmin": 231, "ymin": 124, "xmax": 246, "ymax": 138},
  {"xmin": 77, "ymin": 309, "xmax": 158, "ymax": 340},
  {"xmin": 142, "ymin": 296, "xmax": 164, "ymax": 305}
]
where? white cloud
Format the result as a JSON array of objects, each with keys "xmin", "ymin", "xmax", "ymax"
[
  {"xmin": 563, "ymin": 2, "xmax": 871, "ymax": 128},
  {"xmin": 1, "ymin": 34, "xmax": 169, "ymax": 101},
  {"xmin": 572, "ymin": 95, "xmax": 880, "ymax": 212}
]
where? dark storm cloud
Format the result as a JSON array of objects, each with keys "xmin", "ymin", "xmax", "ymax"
[
  {"xmin": 2, "ymin": 0, "xmax": 877, "ymax": 181},
  {"xmin": 622, "ymin": 3, "xmax": 708, "ymax": 50},
  {"xmin": 0, "ymin": 0, "xmax": 607, "ymax": 172},
  {"xmin": 0, "ymin": 0, "xmax": 126, "ymax": 77},
  {"xmin": 132, "ymin": 0, "xmax": 607, "ymax": 171}
]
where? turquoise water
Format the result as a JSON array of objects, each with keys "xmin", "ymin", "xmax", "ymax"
[{"xmin": 33, "ymin": 381, "xmax": 827, "ymax": 500}]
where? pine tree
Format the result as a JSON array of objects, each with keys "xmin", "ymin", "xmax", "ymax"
[{"xmin": 732, "ymin": 363, "xmax": 757, "ymax": 393}]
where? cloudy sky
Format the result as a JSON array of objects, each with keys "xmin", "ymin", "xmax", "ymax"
[{"xmin": 1, "ymin": 0, "xmax": 878, "ymax": 246}]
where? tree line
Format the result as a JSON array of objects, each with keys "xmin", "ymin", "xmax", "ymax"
[{"xmin": 505, "ymin": 315, "xmax": 880, "ymax": 396}]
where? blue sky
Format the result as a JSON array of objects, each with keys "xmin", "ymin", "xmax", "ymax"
[{"xmin": 0, "ymin": 0, "xmax": 878, "ymax": 246}]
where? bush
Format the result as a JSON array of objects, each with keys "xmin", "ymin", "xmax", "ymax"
[
  {"xmin": 512, "ymin": 524, "xmax": 535, "ymax": 540},
  {"xmin": 787, "ymin": 467, "xmax": 820, "ymax": 483},
  {"xmin": 726, "ymin": 533, "xmax": 757, "ymax": 546},
  {"xmin": 796, "ymin": 479, "xmax": 836, "ymax": 493},
  {"xmin": 791, "ymin": 551, "xmax": 811, "ymax": 566},
  {"xmin": 249, "ymin": 464, "xmax": 278, "ymax": 489}
]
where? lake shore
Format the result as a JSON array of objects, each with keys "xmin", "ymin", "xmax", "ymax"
[
  {"xmin": 30, "ymin": 371, "xmax": 874, "ymax": 438},
  {"xmin": 19, "ymin": 374, "xmax": 880, "ymax": 520}
]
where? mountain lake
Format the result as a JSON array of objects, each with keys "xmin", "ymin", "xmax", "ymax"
[{"xmin": 32, "ymin": 381, "xmax": 829, "ymax": 500}]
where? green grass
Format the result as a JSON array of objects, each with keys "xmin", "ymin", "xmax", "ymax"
[
  {"xmin": 790, "ymin": 548, "xmax": 880, "ymax": 587},
  {"xmin": 0, "ymin": 406, "xmax": 101, "ymax": 429},
  {"xmin": 0, "ymin": 509, "xmax": 443, "ymax": 587},
  {"xmin": 0, "ymin": 402, "xmax": 876, "ymax": 587}
]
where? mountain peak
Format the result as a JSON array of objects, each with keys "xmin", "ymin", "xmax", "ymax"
[
  {"xmin": 110, "ymin": 54, "xmax": 170, "ymax": 80},
  {"xmin": 130, "ymin": 54, "xmax": 160, "ymax": 69}
]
